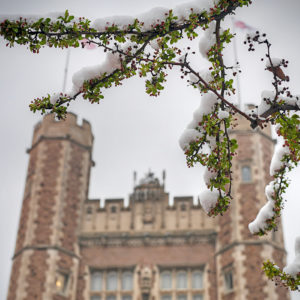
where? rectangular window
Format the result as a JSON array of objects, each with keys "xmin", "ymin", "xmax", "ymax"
[
  {"xmin": 160, "ymin": 271, "xmax": 172, "ymax": 290},
  {"xmin": 224, "ymin": 270, "xmax": 234, "ymax": 291},
  {"xmin": 91, "ymin": 296, "xmax": 101, "ymax": 300},
  {"xmin": 91, "ymin": 272, "xmax": 102, "ymax": 291},
  {"xmin": 241, "ymin": 166, "xmax": 251, "ymax": 182},
  {"xmin": 192, "ymin": 271, "xmax": 203, "ymax": 289},
  {"xmin": 177, "ymin": 294, "xmax": 187, "ymax": 300},
  {"xmin": 107, "ymin": 272, "xmax": 118, "ymax": 291},
  {"xmin": 176, "ymin": 271, "xmax": 187, "ymax": 289},
  {"xmin": 122, "ymin": 295, "xmax": 132, "ymax": 300},
  {"xmin": 122, "ymin": 272, "xmax": 133, "ymax": 290},
  {"xmin": 55, "ymin": 272, "xmax": 69, "ymax": 295},
  {"xmin": 106, "ymin": 295, "xmax": 116, "ymax": 300},
  {"xmin": 161, "ymin": 294, "xmax": 172, "ymax": 300},
  {"xmin": 192, "ymin": 295, "xmax": 203, "ymax": 300}
]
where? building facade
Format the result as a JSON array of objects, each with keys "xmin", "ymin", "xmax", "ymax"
[{"xmin": 7, "ymin": 113, "xmax": 289, "ymax": 300}]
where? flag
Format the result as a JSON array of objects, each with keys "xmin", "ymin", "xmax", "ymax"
[{"xmin": 234, "ymin": 20, "xmax": 255, "ymax": 31}]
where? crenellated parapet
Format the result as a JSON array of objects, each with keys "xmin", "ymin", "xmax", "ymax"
[{"xmin": 30, "ymin": 112, "xmax": 93, "ymax": 150}]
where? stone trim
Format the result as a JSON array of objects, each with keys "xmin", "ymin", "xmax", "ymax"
[
  {"xmin": 79, "ymin": 231, "xmax": 217, "ymax": 247},
  {"xmin": 27, "ymin": 135, "xmax": 93, "ymax": 153},
  {"xmin": 229, "ymin": 129, "xmax": 275, "ymax": 143},
  {"xmin": 13, "ymin": 245, "xmax": 80, "ymax": 260},
  {"xmin": 215, "ymin": 240, "xmax": 286, "ymax": 257}
]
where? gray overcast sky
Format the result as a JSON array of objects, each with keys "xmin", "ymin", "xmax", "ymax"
[{"xmin": 0, "ymin": 1, "xmax": 300, "ymax": 299}]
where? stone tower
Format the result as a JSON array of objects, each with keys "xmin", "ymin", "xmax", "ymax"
[
  {"xmin": 215, "ymin": 114, "xmax": 289, "ymax": 300},
  {"xmin": 7, "ymin": 113, "xmax": 93, "ymax": 300}
]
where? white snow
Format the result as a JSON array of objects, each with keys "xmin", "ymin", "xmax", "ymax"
[
  {"xmin": 204, "ymin": 168, "xmax": 217, "ymax": 186},
  {"xmin": 93, "ymin": 15, "xmax": 135, "ymax": 31},
  {"xmin": 270, "ymin": 140, "xmax": 290, "ymax": 176},
  {"xmin": 266, "ymin": 58, "xmax": 282, "ymax": 68},
  {"xmin": 179, "ymin": 128, "xmax": 202, "ymax": 151},
  {"xmin": 217, "ymin": 110, "xmax": 229, "ymax": 119},
  {"xmin": 198, "ymin": 22, "xmax": 216, "ymax": 60},
  {"xmin": 199, "ymin": 189, "xmax": 221, "ymax": 214},
  {"xmin": 0, "ymin": 12, "xmax": 79, "ymax": 24},
  {"xmin": 248, "ymin": 182, "xmax": 276, "ymax": 234},
  {"xmin": 173, "ymin": 0, "xmax": 212, "ymax": 21},
  {"xmin": 149, "ymin": 38, "xmax": 161, "ymax": 51},
  {"xmin": 49, "ymin": 93, "xmax": 61, "ymax": 105},
  {"xmin": 283, "ymin": 236, "xmax": 300, "ymax": 278},
  {"xmin": 248, "ymin": 199, "xmax": 275, "ymax": 234}
]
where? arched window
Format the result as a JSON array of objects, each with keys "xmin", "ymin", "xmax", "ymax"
[
  {"xmin": 91, "ymin": 272, "xmax": 102, "ymax": 291},
  {"xmin": 122, "ymin": 272, "xmax": 133, "ymax": 290},
  {"xmin": 176, "ymin": 271, "xmax": 187, "ymax": 289},
  {"xmin": 241, "ymin": 166, "xmax": 252, "ymax": 182},
  {"xmin": 106, "ymin": 272, "xmax": 118, "ymax": 291},
  {"xmin": 192, "ymin": 271, "xmax": 203, "ymax": 289},
  {"xmin": 160, "ymin": 271, "xmax": 172, "ymax": 290}
]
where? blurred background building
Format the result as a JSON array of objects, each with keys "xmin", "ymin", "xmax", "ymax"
[{"xmin": 7, "ymin": 113, "xmax": 289, "ymax": 300}]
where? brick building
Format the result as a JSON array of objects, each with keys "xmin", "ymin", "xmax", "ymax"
[{"xmin": 7, "ymin": 113, "xmax": 289, "ymax": 300}]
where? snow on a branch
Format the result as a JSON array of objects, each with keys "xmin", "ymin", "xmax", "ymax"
[
  {"xmin": 173, "ymin": 0, "xmax": 213, "ymax": 21},
  {"xmin": 200, "ymin": 189, "xmax": 223, "ymax": 214},
  {"xmin": 92, "ymin": 0, "xmax": 214, "ymax": 31},
  {"xmin": 1, "ymin": 0, "xmax": 216, "ymax": 29},
  {"xmin": 199, "ymin": 22, "xmax": 216, "ymax": 60},
  {"xmin": 266, "ymin": 58, "xmax": 282, "ymax": 68},
  {"xmin": 179, "ymin": 129, "xmax": 203, "ymax": 151},
  {"xmin": 204, "ymin": 168, "xmax": 217, "ymax": 186},
  {"xmin": 270, "ymin": 134, "xmax": 290, "ymax": 176},
  {"xmin": 248, "ymin": 181, "xmax": 277, "ymax": 234},
  {"xmin": 0, "ymin": 12, "xmax": 71, "ymax": 24},
  {"xmin": 283, "ymin": 236, "xmax": 300, "ymax": 278},
  {"xmin": 179, "ymin": 92, "xmax": 219, "ymax": 151}
]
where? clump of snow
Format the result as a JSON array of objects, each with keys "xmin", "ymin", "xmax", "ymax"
[
  {"xmin": 93, "ymin": 15, "xmax": 135, "ymax": 31},
  {"xmin": 149, "ymin": 38, "xmax": 161, "ymax": 51},
  {"xmin": 179, "ymin": 129, "xmax": 202, "ymax": 151},
  {"xmin": 173, "ymin": 0, "xmax": 212, "ymax": 21},
  {"xmin": 199, "ymin": 22, "xmax": 216, "ymax": 60},
  {"xmin": 204, "ymin": 168, "xmax": 217, "ymax": 186},
  {"xmin": 248, "ymin": 199, "xmax": 275, "ymax": 234},
  {"xmin": 256, "ymin": 90, "xmax": 275, "ymax": 116},
  {"xmin": 49, "ymin": 93, "xmax": 61, "ymax": 105},
  {"xmin": 0, "ymin": 12, "xmax": 81, "ymax": 25},
  {"xmin": 248, "ymin": 182, "xmax": 276, "ymax": 234},
  {"xmin": 199, "ymin": 189, "xmax": 221, "ymax": 214},
  {"xmin": 138, "ymin": 7, "xmax": 169, "ymax": 31},
  {"xmin": 266, "ymin": 58, "xmax": 282, "ymax": 68},
  {"xmin": 270, "ymin": 140, "xmax": 290, "ymax": 176},
  {"xmin": 283, "ymin": 236, "xmax": 300, "ymax": 278},
  {"xmin": 71, "ymin": 42, "xmax": 139, "ymax": 93},
  {"xmin": 218, "ymin": 111, "xmax": 229, "ymax": 119}
]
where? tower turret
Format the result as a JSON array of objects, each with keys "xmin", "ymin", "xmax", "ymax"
[{"xmin": 7, "ymin": 113, "xmax": 93, "ymax": 300}]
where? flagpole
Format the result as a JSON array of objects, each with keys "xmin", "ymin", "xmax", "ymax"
[
  {"xmin": 62, "ymin": 49, "xmax": 71, "ymax": 93},
  {"xmin": 231, "ymin": 17, "xmax": 242, "ymax": 111}
]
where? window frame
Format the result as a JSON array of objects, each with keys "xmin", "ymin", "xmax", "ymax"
[
  {"xmin": 160, "ymin": 270, "xmax": 172, "ymax": 290},
  {"xmin": 176, "ymin": 271, "xmax": 187, "ymax": 290},
  {"xmin": 241, "ymin": 165, "xmax": 252, "ymax": 183}
]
